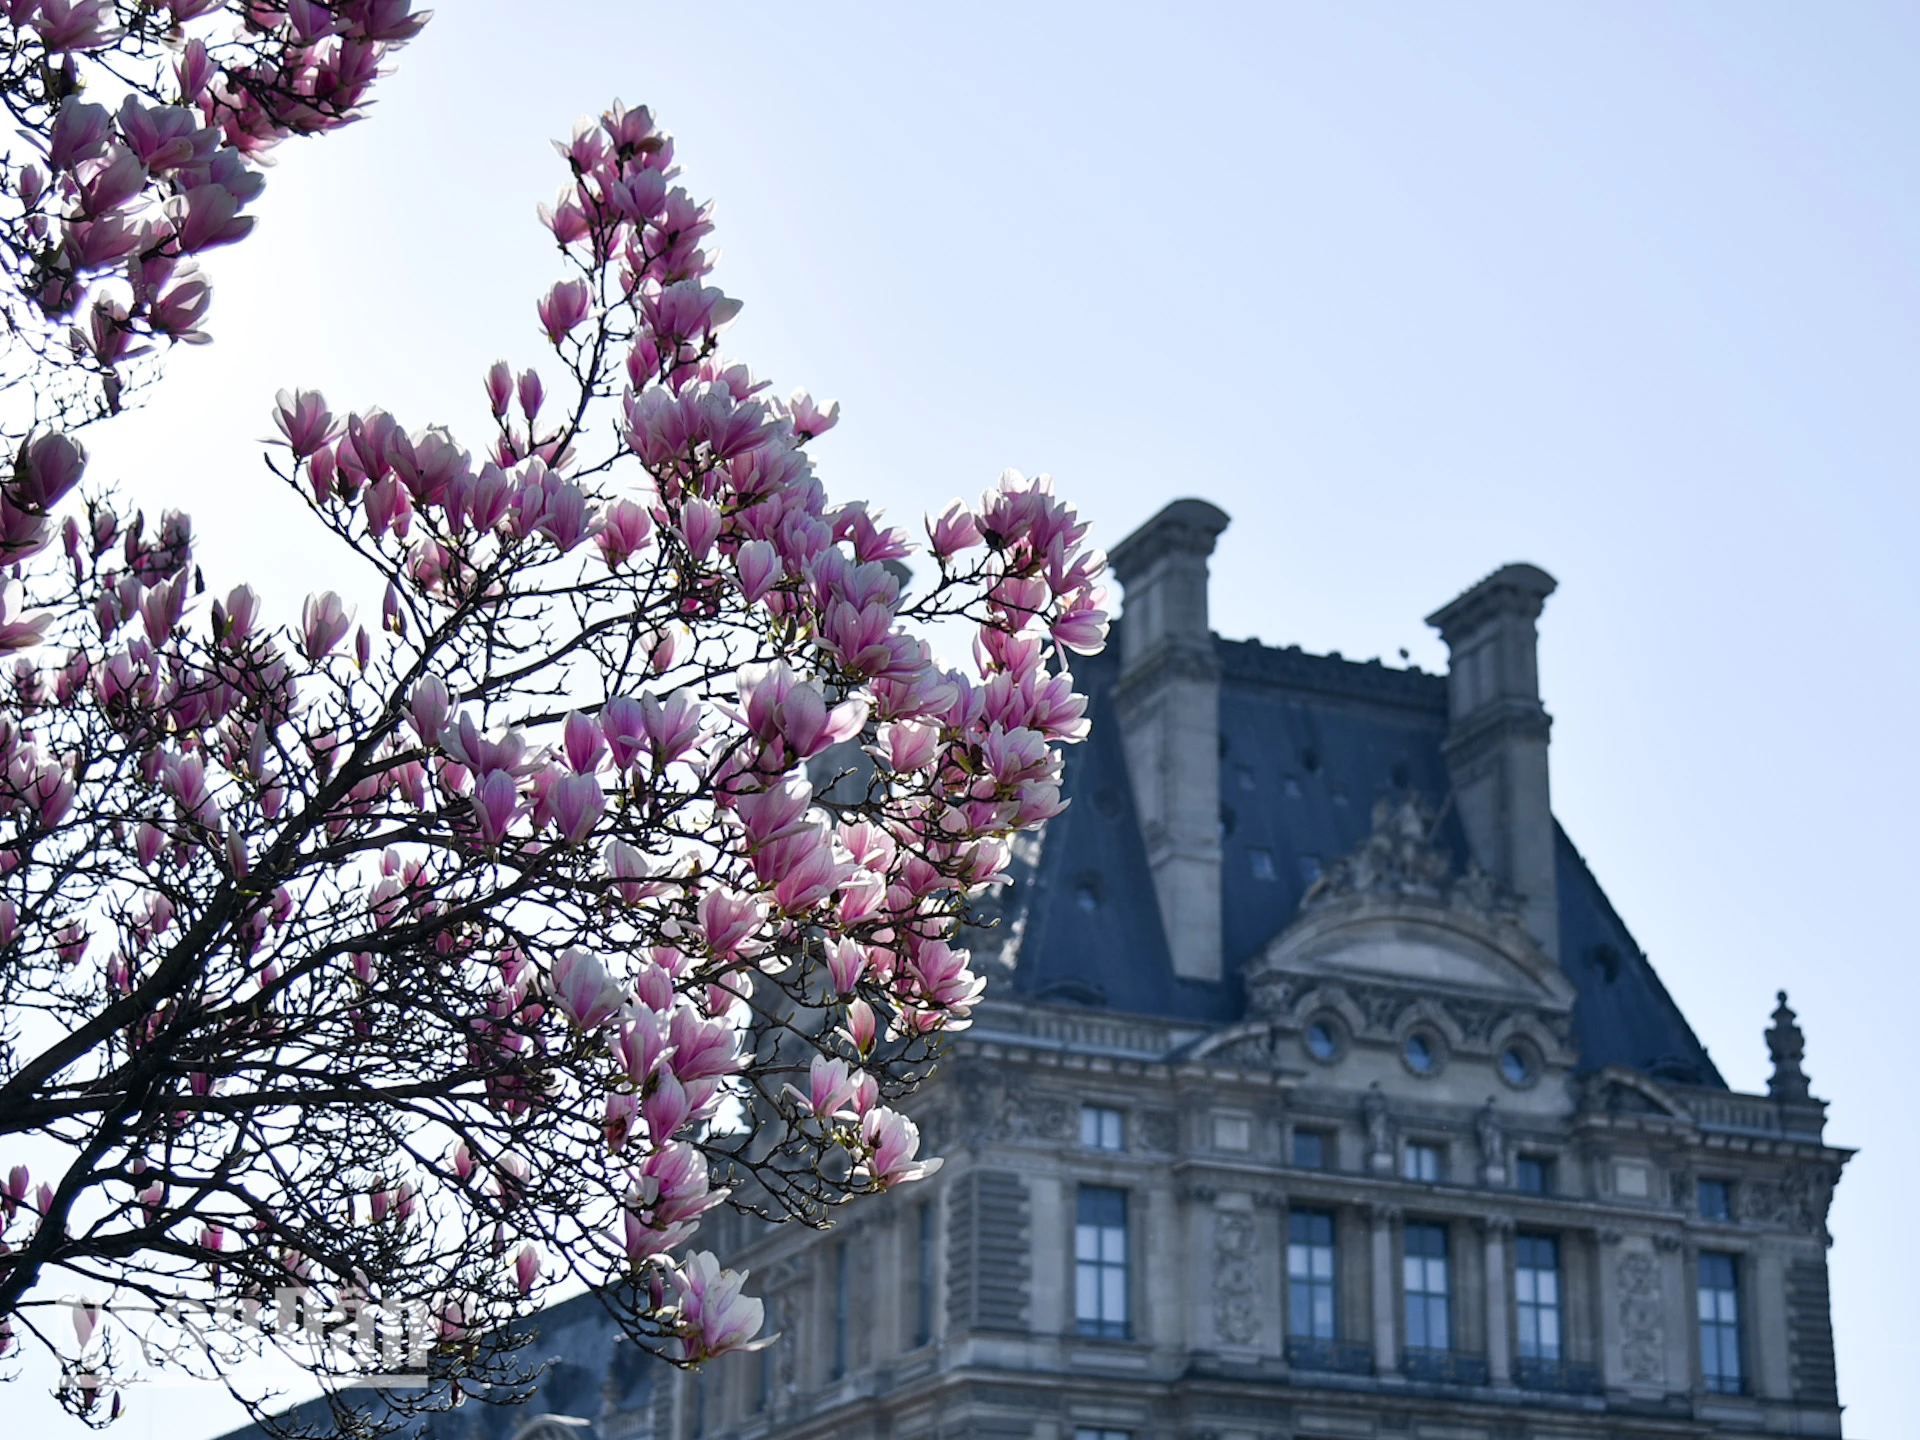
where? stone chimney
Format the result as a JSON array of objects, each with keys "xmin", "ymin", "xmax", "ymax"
[
  {"xmin": 1424, "ymin": 563, "xmax": 1560, "ymax": 959},
  {"xmin": 1109, "ymin": 499, "xmax": 1231, "ymax": 984}
]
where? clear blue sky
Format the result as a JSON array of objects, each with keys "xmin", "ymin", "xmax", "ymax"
[{"xmin": 36, "ymin": 3, "xmax": 1919, "ymax": 1434}]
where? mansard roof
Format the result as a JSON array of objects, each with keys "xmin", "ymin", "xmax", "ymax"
[{"xmin": 1005, "ymin": 632, "xmax": 1725, "ymax": 1088}]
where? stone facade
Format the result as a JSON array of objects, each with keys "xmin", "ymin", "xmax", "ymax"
[{"xmin": 651, "ymin": 500, "xmax": 1851, "ymax": 1440}]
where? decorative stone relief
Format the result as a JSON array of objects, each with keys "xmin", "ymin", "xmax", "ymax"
[
  {"xmin": 1138, "ymin": 1109, "xmax": 1180, "ymax": 1153},
  {"xmin": 1212, "ymin": 1209, "xmax": 1261, "ymax": 1347},
  {"xmin": 1298, "ymin": 794, "xmax": 1523, "ymax": 929},
  {"xmin": 1005, "ymin": 1091, "xmax": 1075, "ymax": 1144},
  {"xmin": 1737, "ymin": 1166, "xmax": 1835, "ymax": 1233},
  {"xmin": 1616, "ymin": 1250, "xmax": 1666, "ymax": 1384}
]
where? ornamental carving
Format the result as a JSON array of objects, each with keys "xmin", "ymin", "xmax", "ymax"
[
  {"xmin": 1212, "ymin": 1210, "xmax": 1261, "ymax": 1347},
  {"xmin": 1300, "ymin": 795, "xmax": 1523, "ymax": 928},
  {"xmin": 1005, "ymin": 1091, "xmax": 1075, "ymax": 1144},
  {"xmin": 1138, "ymin": 1109, "xmax": 1180, "ymax": 1153},
  {"xmin": 1738, "ymin": 1166, "xmax": 1837, "ymax": 1234},
  {"xmin": 1616, "ymin": 1250, "xmax": 1666, "ymax": 1384}
]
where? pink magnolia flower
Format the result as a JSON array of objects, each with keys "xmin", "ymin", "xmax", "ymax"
[
  {"xmin": 636, "ymin": 1140, "xmax": 727, "ymax": 1228},
  {"xmin": 514, "ymin": 1244, "xmax": 540, "ymax": 1298},
  {"xmin": 549, "ymin": 771, "xmax": 605, "ymax": 845},
  {"xmin": 537, "ymin": 278, "xmax": 592, "ymax": 342},
  {"xmin": 484, "ymin": 360, "xmax": 513, "ymax": 417},
  {"xmin": 787, "ymin": 389, "xmax": 839, "ymax": 440},
  {"xmin": 472, "ymin": 768, "xmax": 522, "ymax": 844},
  {"xmin": 643, "ymin": 1067, "xmax": 692, "ymax": 1140},
  {"xmin": 300, "ymin": 591, "xmax": 353, "ymax": 661},
  {"xmin": 696, "ymin": 885, "xmax": 764, "ymax": 961},
  {"xmin": 550, "ymin": 947, "xmax": 622, "ymax": 1029},
  {"xmin": 736, "ymin": 662, "xmax": 865, "ymax": 758},
  {"xmin": 732, "ymin": 777, "xmax": 812, "ymax": 848},
  {"xmin": 785, "ymin": 1053, "xmax": 858, "ymax": 1119},
  {"xmin": 876, "ymin": 719, "xmax": 940, "ymax": 773},
  {"xmin": 842, "ymin": 998, "xmax": 877, "ymax": 1055},
  {"xmin": 678, "ymin": 498, "xmax": 721, "ymax": 561},
  {"xmin": 640, "ymin": 691, "xmax": 703, "ymax": 765},
  {"xmin": 927, "ymin": 500, "xmax": 983, "ymax": 558},
  {"xmin": 908, "ymin": 939, "xmax": 986, "ymax": 1019},
  {"xmin": 763, "ymin": 829, "xmax": 849, "ymax": 914},
  {"xmin": 733, "ymin": 537, "xmax": 779, "ymax": 603},
  {"xmin": 857, "ymin": 1107, "xmax": 940, "ymax": 1188},
  {"xmin": 604, "ymin": 1091, "xmax": 639, "ymax": 1152},
  {"xmin": 273, "ymin": 389, "xmax": 337, "ymax": 458},
  {"xmin": 603, "ymin": 838, "xmax": 663, "ymax": 904},
  {"xmin": 597, "ymin": 498, "xmax": 652, "ymax": 567},
  {"xmin": 675, "ymin": 1251, "xmax": 768, "ymax": 1360},
  {"xmin": 0, "ymin": 583, "xmax": 51, "ymax": 653},
  {"xmin": 666, "ymin": 1005, "xmax": 740, "ymax": 1083},
  {"xmin": 408, "ymin": 676, "xmax": 451, "ymax": 744},
  {"xmin": 167, "ymin": 182, "xmax": 253, "ymax": 253},
  {"xmin": 824, "ymin": 938, "xmax": 868, "ymax": 994},
  {"xmin": 613, "ymin": 1003, "xmax": 672, "ymax": 1082},
  {"xmin": 18, "ymin": 432, "xmax": 87, "ymax": 510},
  {"xmin": 563, "ymin": 710, "xmax": 606, "ymax": 772}
]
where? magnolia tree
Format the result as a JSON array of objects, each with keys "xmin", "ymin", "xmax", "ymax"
[
  {"xmin": 0, "ymin": 51, "xmax": 1107, "ymax": 1440},
  {"xmin": 0, "ymin": 0, "xmax": 426, "ymax": 447}
]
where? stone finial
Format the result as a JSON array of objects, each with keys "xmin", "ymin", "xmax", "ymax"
[{"xmin": 1766, "ymin": 990, "xmax": 1811, "ymax": 1102}]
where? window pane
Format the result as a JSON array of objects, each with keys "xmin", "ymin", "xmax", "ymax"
[
  {"xmin": 1078, "ymin": 1185, "xmax": 1126, "ymax": 1228},
  {"xmin": 1076, "ymin": 1224, "xmax": 1099, "ymax": 1263},
  {"xmin": 1293, "ymin": 1130, "xmax": 1325, "ymax": 1168},
  {"xmin": 1101, "ymin": 1266, "xmax": 1126, "ymax": 1321},
  {"xmin": 1076, "ymin": 1263, "xmax": 1098, "ymax": 1320}
]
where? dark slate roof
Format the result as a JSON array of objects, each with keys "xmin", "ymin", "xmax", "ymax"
[{"xmin": 1007, "ymin": 630, "xmax": 1723, "ymax": 1087}]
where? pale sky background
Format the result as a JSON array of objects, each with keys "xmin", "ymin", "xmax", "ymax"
[{"xmin": 13, "ymin": 2, "xmax": 1916, "ymax": 1435}]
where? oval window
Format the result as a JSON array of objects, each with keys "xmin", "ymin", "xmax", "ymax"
[
  {"xmin": 1305, "ymin": 1019, "xmax": 1340, "ymax": 1061},
  {"xmin": 1500, "ymin": 1046, "xmax": 1535, "ymax": 1086},
  {"xmin": 1404, "ymin": 1033, "xmax": 1436, "ymax": 1074}
]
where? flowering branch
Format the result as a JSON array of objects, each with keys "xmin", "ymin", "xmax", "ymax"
[{"xmin": 0, "ymin": 95, "xmax": 1105, "ymax": 1434}]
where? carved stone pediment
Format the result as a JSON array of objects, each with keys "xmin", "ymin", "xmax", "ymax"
[
  {"xmin": 1578, "ymin": 1066, "xmax": 1690, "ymax": 1120},
  {"xmin": 1246, "ymin": 797, "xmax": 1576, "ymax": 1019},
  {"xmin": 1302, "ymin": 795, "xmax": 1522, "ymax": 927}
]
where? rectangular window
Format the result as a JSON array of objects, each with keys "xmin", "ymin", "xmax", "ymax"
[
  {"xmin": 1514, "ymin": 1233, "xmax": 1562, "ymax": 1361},
  {"xmin": 1287, "ymin": 1209, "xmax": 1338, "ymax": 1340},
  {"xmin": 1403, "ymin": 1142, "xmax": 1443, "ymax": 1183},
  {"xmin": 1699, "ymin": 1251, "xmax": 1742, "ymax": 1393},
  {"xmin": 1515, "ymin": 1155, "xmax": 1551, "ymax": 1195},
  {"xmin": 1075, "ymin": 1186, "xmax": 1129, "ymax": 1339},
  {"xmin": 831, "ymin": 1240, "xmax": 848, "ymax": 1378},
  {"xmin": 915, "ymin": 1200, "xmax": 934, "ymax": 1346},
  {"xmin": 1698, "ymin": 1178, "xmax": 1732, "ymax": 1220},
  {"xmin": 1074, "ymin": 1430, "xmax": 1132, "ymax": 1440},
  {"xmin": 1291, "ymin": 1128, "xmax": 1327, "ymax": 1170},
  {"xmin": 1080, "ymin": 1104, "xmax": 1124, "ymax": 1151},
  {"xmin": 1403, "ymin": 1221, "xmax": 1451, "ymax": 1351}
]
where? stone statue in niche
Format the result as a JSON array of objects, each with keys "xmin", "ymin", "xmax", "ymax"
[
  {"xmin": 1363, "ymin": 1083, "xmax": 1391, "ymax": 1162},
  {"xmin": 1476, "ymin": 1099, "xmax": 1508, "ymax": 1181}
]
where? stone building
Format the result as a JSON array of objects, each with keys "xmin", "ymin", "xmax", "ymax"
[
  {"xmin": 236, "ymin": 499, "xmax": 1851, "ymax": 1440},
  {"xmin": 658, "ymin": 498, "xmax": 1852, "ymax": 1440}
]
